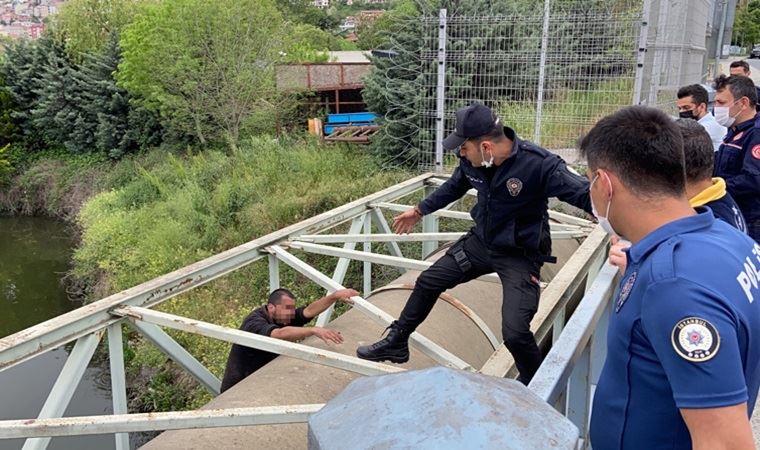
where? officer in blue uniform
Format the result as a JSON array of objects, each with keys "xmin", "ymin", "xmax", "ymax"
[
  {"xmin": 712, "ymin": 74, "xmax": 760, "ymax": 241},
  {"xmin": 355, "ymin": 103, "xmax": 592, "ymax": 383},
  {"xmin": 582, "ymin": 106, "xmax": 760, "ymax": 450}
]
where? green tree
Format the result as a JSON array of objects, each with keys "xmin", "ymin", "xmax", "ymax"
[
  {"xmin": 53, "ymin": 0, "xmax": 149, "ymax": 58},
  {"xmin": 733, "ymin": 0, "xmax": 760, "ymax": 48},
  {"xmin": 1, "ymin": 35, "xmax": 59, "ymax": 149},
  {"xmin": 71, "ymin": 34, "xmax": 162, "ymax": 157},
  {"xmin": 118, "ymin": 0, "xmax": 288, "ymax": 149}
]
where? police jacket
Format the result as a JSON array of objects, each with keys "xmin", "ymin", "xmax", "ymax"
[
  {"xmin": 418, "ymin": 127, "xmax": 592, "ymax": 261},
  {"xmin": 714, "ymin": 113, "xmax": 760, "ymax": 222}
]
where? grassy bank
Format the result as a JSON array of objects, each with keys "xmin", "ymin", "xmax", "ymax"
[{"xmin": 1, "ymin": 137, "xmax": 409, "ymax": 412}]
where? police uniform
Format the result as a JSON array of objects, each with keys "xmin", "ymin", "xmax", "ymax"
[
  {"xmin": 396, "ymin": 123, "xmax": 591, "ymax": 382},
  {"xmin": 590, "ymin": 209, "xmax": 760, "ymax": 449},
  {"xmin": 713, "ymin": 113, "xmax": 760, "ymax": 240}
]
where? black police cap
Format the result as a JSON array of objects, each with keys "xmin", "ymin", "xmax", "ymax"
[{"xmin": 442, "ymin": 103, "xmax": 501, "ymax": 151}]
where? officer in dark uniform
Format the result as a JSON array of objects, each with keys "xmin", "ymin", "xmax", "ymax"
[
  {"xmin": 355, "ymin": 103, "xmax": 592, "ymax": 383},
  {"xmin": 712, "ymin": 74, "xmax": 760, "ymax": 241},
  {"xmin": 728, "ymin": 60, "xmax": 760, "ymax": 112}
]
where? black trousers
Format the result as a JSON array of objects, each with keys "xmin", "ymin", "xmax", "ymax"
[{"xmin": 397, "ymin": 232, "xmax": 543, "ymax": 383}]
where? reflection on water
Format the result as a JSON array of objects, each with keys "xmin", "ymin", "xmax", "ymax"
[{"xmin": 0, "ymin": 217, "xmax": 118, "ymax": 450}]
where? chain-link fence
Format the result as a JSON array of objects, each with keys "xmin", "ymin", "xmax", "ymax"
[{"xmin": 370, "ymin": 0, "xmax": 712, "ymax": 171}]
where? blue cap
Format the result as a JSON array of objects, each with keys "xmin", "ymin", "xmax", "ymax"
[{"xmin": 442, "ymin": 103, "xmax": 501, "ymax": 151}]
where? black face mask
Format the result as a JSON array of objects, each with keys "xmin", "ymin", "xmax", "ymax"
[{"xmin": 678, "ymin": 110, "xmax": 697, "ymax": 120}]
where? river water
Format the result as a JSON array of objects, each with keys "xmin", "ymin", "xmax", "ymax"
[{"xmin": 0, "ymin": 216, "xmax": 116, "ymax": 450}]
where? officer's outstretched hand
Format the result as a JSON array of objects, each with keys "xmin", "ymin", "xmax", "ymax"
[
  {"xmin": 312, "ymin": 327, "xmax": 344, "ymax": 345},
  {"xmin": 608, "ymin": 235, "xmax": 630, "ymax": 275},
  {"xmin": 393, "ymin": 208, "xmax": 422, "ymax": 234}
]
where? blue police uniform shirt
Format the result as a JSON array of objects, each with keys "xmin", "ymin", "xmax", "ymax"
[
  {"xmin": 714, "ymin": 113, "xmax": 760, "ymax": 224},
  {"xmin": 590, "ymin": 208, "xmax": 760, "ymax": 450}
]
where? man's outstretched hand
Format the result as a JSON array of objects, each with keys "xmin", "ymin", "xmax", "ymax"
[
  {"xmin": 312, "ymin": 327, "xmax": 344, "ymax": 345},
  {"xmin": 392, "ymin": 207, "xmax": 422, "ymax": 234}
]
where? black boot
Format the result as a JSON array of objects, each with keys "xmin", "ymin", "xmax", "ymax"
[{"xmin": 356, "ymin": 321, "xmax": 410, "ymax": 363}]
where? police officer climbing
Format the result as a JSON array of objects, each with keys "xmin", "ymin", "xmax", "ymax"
[{"xmin": 356, "ymin": 103, "xmax": 592, "ymax": 384}]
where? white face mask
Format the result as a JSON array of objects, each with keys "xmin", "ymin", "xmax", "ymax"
[
  {"xmin": 479, "ymin": 145, "xmax": 494, "ymax": 168},
  {"xmin": 714, "ymin": 100, "xmax": 743, "ymax": 127},
  {"xmin": 590, "ymin": 172, "xmax": 619, "ymax": 237}
]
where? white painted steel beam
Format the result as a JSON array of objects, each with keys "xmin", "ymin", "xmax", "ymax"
[
  {"xmin": 23, "ymin": 332, "xmax": 103, "ymax": 450},
  {"xmin": 267, "ymin": 245, "xmax": 473, "ymax": 371},
  {"xmin": 112, "ymin": 307, "xmax": 403, "ymax": 377},
  {"xmin": 287, "ymin": 241, "xmax": 501, "ymax": 284},
  {"xmin": 0, "ymin": 405, "xmax": 323, "ymax": 439},
  {"xmin": 127, "ymin": 320, "xmax": 221, "ymax": 395},
  {"xmin": 373, "ymin": 202, "xmax": 473, "ymax": 220},
  {"xmin": 363, "ymin": 213, "xmax": 372, "ymax": 296},
  {"xmin": 295, "ymin": 232, "xmax": 467, "ymax": 244},
  {"xmin": 0, "ymin": 173, "xmax": 433, "ymax": 371},
  {"xmin": 528, "ymin": 263, "xmax": 619, "ymax": 404},
  {"xmin": 107, "ymin": 323, "xmax": 130, "ymax": 450},
  {"xmin": 370, "ymin": 208, "xmax": 407, "ymax": 264},
  {"xmin": 316, "ymin": 215, "xmax": 367, "ymax": 327}
]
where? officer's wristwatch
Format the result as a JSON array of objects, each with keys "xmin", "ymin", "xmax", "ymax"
[{"xmin": 413, "ymin": 206, "xmax": 424, "ymax": 218}]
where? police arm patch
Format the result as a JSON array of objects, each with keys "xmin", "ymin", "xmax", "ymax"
[
  {"xmin": 671, "ymin": 317, "xmax": 720, "ymax": 362},
  {"xmin": 752, "ymin": 144, "xmax": 760, "ymax": 160}
]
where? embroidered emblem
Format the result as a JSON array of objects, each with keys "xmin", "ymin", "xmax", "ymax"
[
  {"xmin": 615, "ymin": 270, "xmax": 637, "ymax": 313},
  {"xmin": 671, "ymin": 317, "xmax": 720, "ymax": 362},
  {"xmin": 752, "ymin": 144, "xmax": 760, "ymax": 160},
  {"xmin": 506, "ymin": 178, "xmax": 523, "ymax": 197}
]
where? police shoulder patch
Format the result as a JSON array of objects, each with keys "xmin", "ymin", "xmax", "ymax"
[
  {"xmin": 752, "ymin": 144, "xmax": 760, "ymax": 160},
  {"xmin": 671, "ymin": 317, "xmax": 720, "ymax": 362}
]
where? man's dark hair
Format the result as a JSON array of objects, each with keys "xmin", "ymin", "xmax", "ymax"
[
  {"xmin": 676, "ymin": 84, "xmax": 708, "ymax": 107},
  {"xmin": 675, "ymin": 118, "xmax": 714, "ymax": 182},
  {"xmin": 472, "ymin": 124, "xmax": 506, "ymax": 144},
  {"xmin": 268, "ymin": 288, "xmax": 295, "ymax": 305},
  {"xmin": 729, "ymin": 60, "xmax": 750, "ymax": 73},
  {"xmin": 579, "ymin": 106, "xmax": 685, "ymax": 197},
  {"xmin": 713, "ymin": 74, "xmax": 758, "ymax": 105}
]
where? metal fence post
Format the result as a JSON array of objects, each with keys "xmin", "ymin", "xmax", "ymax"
[
  {"xmin": 434, "ymin": 9, "xmax": 447, "ymax": 174},
  {"xmin": 632, "ymin": 0, "xmax": 652, "ymax": 105},
  {"xmin": 107, "ymin": 323, "xmax": 130, "ymax": 450},
  {"xmin": 534, "ymin": 0, "xmax": 551, "ymax": 144}
]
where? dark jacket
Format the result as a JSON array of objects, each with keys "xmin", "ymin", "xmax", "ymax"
[
  {"xmin": 418, "ymin": 127, "xmax": 592, "ymax": 261},
  {"xmin": 714, "ymin": 114, "xmax": 760, "ymax": 222}
]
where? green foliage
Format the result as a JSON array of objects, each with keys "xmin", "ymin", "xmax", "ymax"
[
  {"xmin": 60, "ymin": 138, "xmax": 407, "ymax": 410},
  {"xmin": 73, "ymin": 137, "xmax": 405, "ymax": 293},
  {"xmin": 734, "ymin": 0, "xmax": 760, "ymax": 48},
  {"xmin": 53, "ymin": 0, "xmax": 149, "ymax": 58},
  {"xmin": 118, "ymin": 0, "xmax": 287, "ymax": 149},
  {"xmin": 0, "ymin": 31, "xmax": 162, "ymax": 157},
  {"xmin": 0, "ymin": 144, "xmax": 12, "ymax": 185}
]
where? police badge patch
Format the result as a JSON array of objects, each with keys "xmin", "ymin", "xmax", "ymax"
[
  {"xmin": 506, "ymin": 178, "xmax": 523, "ymax": 197},
  {"xmin": 671, "ymin": 317, "xmax": 720, "ymax": 362},
  {"xmin": 615, "ymin": 270, "xmax": 637, "ymax": 313}
]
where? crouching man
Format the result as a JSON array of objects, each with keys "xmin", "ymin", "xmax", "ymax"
[{"xmin": 220, "ymin": 287, "xmax": 357, "ymax": 392}]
